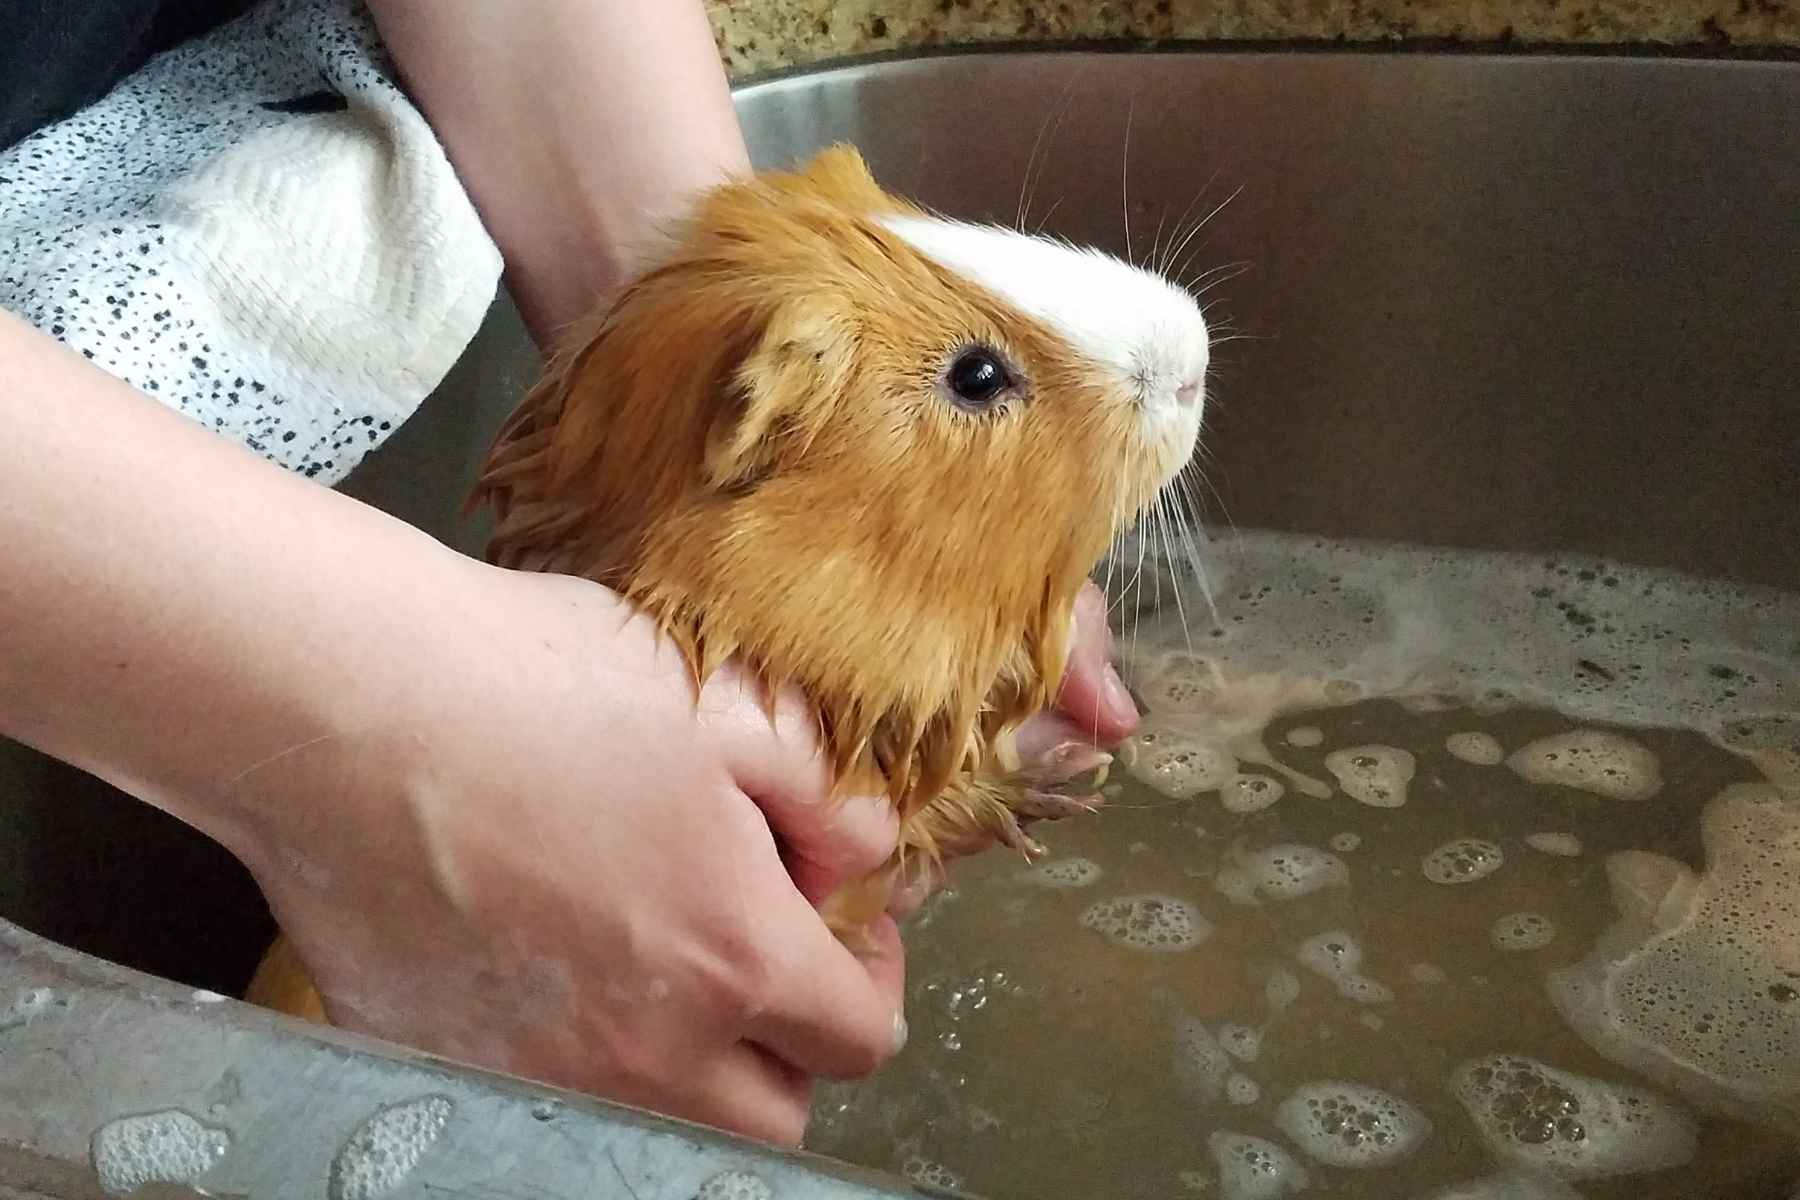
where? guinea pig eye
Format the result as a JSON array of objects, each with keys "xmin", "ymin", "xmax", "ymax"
[{"xmin": 945, "ymin": 347, "xmax": 1012, "ymax": 412}]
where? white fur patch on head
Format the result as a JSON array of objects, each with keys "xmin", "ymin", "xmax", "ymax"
[{"xmin": 879, "ymin": 214, "xmax": 1210, "ymax": 424}]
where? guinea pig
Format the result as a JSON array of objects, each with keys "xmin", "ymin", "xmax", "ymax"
[{"xmin": 244, "ymin": 143, "xmax": 1209, "ymax": 1018}]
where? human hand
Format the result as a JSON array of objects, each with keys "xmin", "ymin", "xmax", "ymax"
[{"xmin": 233, "ymin": 557, "xmax": 905, "ymax": 1146}]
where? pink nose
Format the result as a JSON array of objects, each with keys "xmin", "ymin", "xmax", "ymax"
[{"xmin": 1175, "ymin": 379, "xmax": 1201, "ymax": 408}]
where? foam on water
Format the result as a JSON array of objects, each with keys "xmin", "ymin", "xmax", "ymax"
[
  {"xmin": 1206, "ymin": 1131, "xmax": 1310, "ymax": 1200},
  {"xmin": 1273, "ymin": 1081, "xmax": 1432, "ymax": 1169},
  {"xmin": 1490, "ymin": 912, "xmax": 1557, "ymax": 952},
  {"xmin": 1549, "ymin": 781, "xmax": 1800, "ymax": 1131},
  {"xmin": 1265, "ymin": 966, "xmax": 1302, "ymax": 1013},
  {"xmin": 1112, "ymin": 528, "xmax": 1798, "ymax": 762},
  {"xmin": 1022, "ymin": 856, "xmax": 1103, "ymax": 888},
  {"xmin": 1507, "ymin": 729, "xmax": 1663, "ymax": 802},
  {"xmin": 91, "ymin": 1110, "xmax": 231, "ymax": 1196},
  {"xmin": 1450, "ymin": 1054, "xmax": 1698, "ymax": 1179},
  {"xmin": 806, "ymin": 529, "xmax": 1800, "ymax": 1199},
  {"xmin": 1421, "ymin": 1173, "xmax": 1584, "ymax": 1200},
  {"xmin": 1422, "ymin": 838, "xmax": 1505, "ymax": 885},
  {"xmin": 1215, "ymin": 844, "xmax": 1349, "ymax": 906},
  {"xmin": 1223, "ymin": 773, "xmax": 1286, "ymax": 813},
  {"xmin": 327, "ymin": 1095, "xmax": 453, "ymax": 1200},
  {"xmin": 1219, "ymin": 1023, "xmax": 1263, "ymax": 1062},
  {"xmin": 1324, "ymin": 746, "xmax": 1416, "ymax": 808},
  {"xmin": 1079, "ymin": 894, "xmax": 1211, "ymax": 951},
  {"xmin": 1445, "ymin": 732, "xmax": 1505, "ymax": 765},
  {"xmin": 1295, "ymin": 930, "xmax": 1363, "ymax": 979},
  {"xmin": 902, "ymin": 1156, "xmax": 962, "ymax": 1191},
  {"xmin": 1172, "ymin": 1012, "xmax": 1230, "ymax": 1102},
  {"xmin": 1526, "ymin": 832, "xmax": 1583, "ymax": 857},
  {"xmin": 695, "ymin": 1170, "xmax": 772, "ymax": 1200}
]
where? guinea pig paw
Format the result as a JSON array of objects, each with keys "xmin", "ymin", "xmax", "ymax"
[{"xmin": 992, "ymin": 810, "xmax": 1050, "ymax": 861}]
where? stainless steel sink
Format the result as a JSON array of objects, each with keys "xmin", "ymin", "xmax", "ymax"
[{"xmin": 3, "ymin": 47, "xmax": 1796, "ymax": 1200}]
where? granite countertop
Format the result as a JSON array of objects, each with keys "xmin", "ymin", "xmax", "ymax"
[{"xmin": 706, "ymin": 0, "xmax": 1798, "ymax": 76}]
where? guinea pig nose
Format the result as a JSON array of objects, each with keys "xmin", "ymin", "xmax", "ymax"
[{"xmin": 1175, "ymin": 379, "xmax": 1201, "ymax": 408}]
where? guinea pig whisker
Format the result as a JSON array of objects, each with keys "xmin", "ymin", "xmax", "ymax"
[
  {"xmin": 1157, "ymin": 491, "xmax": 1197, "ymax": 654},
  {"xmin": 1153, "ymin": 172, "xmax": 1219, "ymax": 278},
  {"xmin": 1120, "ymin": 97, "xmax": 1136, "ymax": 265},
  {"xmin": 1017, "ymin": 70, "xmax": 1082, "ymax": 231},
  {"xmin": 1180, "ymin": 255, "xmax": 1252, "ymax": 295},
  {"xmin": 1164, "ymin": 184, "xmax": 1242, "ymax": 284},
  {"xmin": 1171, "ymin": 477, "xmax": 1223, "ymax": 632},
  {"xmin": 1031, "ymin": 196, "xmax": 1066, "ymax": 236}
]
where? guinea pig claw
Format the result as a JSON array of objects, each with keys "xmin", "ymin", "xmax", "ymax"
[
  {"xmin": 1022, "ymin": 741, "xmax": 1114, "ymax": 787},
  {"xmin": 1017, "ymin": 788, "xmax": 1106, "ymax": 822}
]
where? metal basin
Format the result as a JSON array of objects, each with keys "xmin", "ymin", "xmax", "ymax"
[{"xmin": 2, "ymin": 47, "xmax": 1796, "ymax": 1200}]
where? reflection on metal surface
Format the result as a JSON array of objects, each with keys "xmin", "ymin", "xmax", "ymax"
[
  {"xmin": 0, "ymin": 922, "xmax": 944, "ymax": 1200},
  {"xmin": 1, "ymin": 47, "xmax": 1797, "ymax": 1200}
]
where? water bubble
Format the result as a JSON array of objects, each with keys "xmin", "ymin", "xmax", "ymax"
[
  {"xmin": 1264, "ymin": 966, "xmax": 1301, "ymax": 1013},
  {"xmin": 1226, "ymin": 1074, "xmax": 1262, "ymax": 1106},
  {"xmin": 695, "ymin": 1170, "xmax": 772, "ymax": 1200},
  {"xmin": 1172, "ymin": 1013, "xmax": 1230, "ymax": 1102},
  {"xmin": 1206, "ymin": 1131, "xmax": 1309, "ymax": 1200},
  {"xmin": 1445, "ymin": 732, "xmax": 1505, "ymax": 765},
  {"xmin": 1507, "ymin": 729, "xmax": 1662, "ymax": 802},
  {"xmin": 1022, "ymin": 856, "xmax": 1103, "ymax": 888},
  {"xmin": 1222, "ymin": 773, "xmax": 1286, "ymax": 813},
  {"xmin": 1324, "ymin": 744, "xmax": 1416, "ymax": 807},
  {"xmin": 1274, "ymin": 1081, "xmax": 1432, "ymax": 1168},
  {"xmin": 1422, "ymin": 838, "xmax": 1505, "ymax": 885},
  {"xmin": 1336, "ymin": 974, "xmax": 1394, "ymax": 1005},
  {"xmin": 1329, "ymin": 831, "xmax": 1362, "ymax": 853},
  {"xmin": 1219, "ymin": 1023, "xmax": 1263, "ymax": 1062},
  {"xmin": 92, "ymin": 1110, "xmax": 230, "ymax": 1196},
  {"xmin": 1215, "ymin": 844, "xmax": 1349, "ymax": 906},
  {"xmin": 1285, "ymin": 726, "xmax": 1324, "ymax": 748},
  {"xmin": 1409, "ymin": 962, "xmax": 1449, "ymax": 986},
  {"xmin": 1450, "ymin": 1054, "xmax": 1697, "ymax": 1179},
  {"xmin": 1525, "ymin": 831, "xmax": 1584, "ymax": 857},
  {"xmin": 901, "ymin": 1156, "xmax": 962, "ymax": 1191},
  {"xmin": 1079, "ymin": 894, "xmax": 1212, "ymax": 951},
  {"xmin": 1296, "ymin": 930, "xmax": 1363, "ymax": 980},
  {"xmin": 1490, "ymin": 911, "xmax": 1557, "ymax": 952},
  {"xmin": 328, "ymin": 1096, "xmax": 453, "ymax": 1200}
]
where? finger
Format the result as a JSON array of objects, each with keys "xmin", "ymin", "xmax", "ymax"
[
  {"xmin": 741, "ymin": 896, "xmax": 907, "ymax": 1081},
  {"xmin": 625, "ymin": 1042, "xmax": 815, "ymax": 1147},
  {"xmin": 1051, "ymin": 581, "xmax": 1138, "ymax": 742},
  {"xmin": 702, "ymin": 670, "xmax": 901, "ymax": 899},
  {"xmin": 1014, "ymin": 710, "xmax": 1090, "ymax": 763}
]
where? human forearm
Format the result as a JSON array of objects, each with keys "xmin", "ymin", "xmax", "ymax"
[
  {"xmin": 366, "ymin": 0, "xmax": 751, "ymax": 344},
  {"xmin": 0, "ymin": 309, "xmax": 467, "ymax": 853}
]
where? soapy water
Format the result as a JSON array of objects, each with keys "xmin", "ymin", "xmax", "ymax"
[
  {"xmin": 327, "ymin": 1095, "xmax": 453, "ymax": 1200},
  {"xmin": 92, "ymin": 1110, "xmax": 231, "ymax": 1196},
  {"xmin": 807, "ymin": 531, "xmax": 1800, "ymax": 1198}
]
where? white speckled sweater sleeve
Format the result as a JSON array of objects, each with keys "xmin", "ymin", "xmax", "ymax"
[{"xmin": 0, "ymin": 0, "xmax": 503, "ymax": 485}]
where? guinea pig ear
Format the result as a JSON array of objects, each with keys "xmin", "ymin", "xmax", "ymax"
[
  {"xmin": 703, "ymin": 297, "xmax": 853, "ymax": 492},
  {"xmin": 789, "ymin": 143, "xmax": 898, "ymax": 212}
]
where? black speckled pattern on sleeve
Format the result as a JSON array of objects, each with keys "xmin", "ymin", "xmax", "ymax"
[{"xmin": 0, "ymin": 0, "xmax": 503, "ymax": 485}]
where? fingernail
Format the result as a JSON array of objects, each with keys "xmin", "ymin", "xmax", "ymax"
[
  {"xmin": 1102, "ymin": 664, "xmax": 1138, "ymax": 724},
  {"xmin": 892, "ymin": 1009, "xmax": 909, "ymax": 1054}
]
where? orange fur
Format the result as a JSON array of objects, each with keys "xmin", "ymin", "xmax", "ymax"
[{"xmin": 249, "ymin": 145, "xmax": 1190, "ymax": 1021}]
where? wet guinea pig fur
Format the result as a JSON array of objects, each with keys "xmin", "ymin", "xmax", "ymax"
[{"xmin": 245, "ymin": 143, "xmax": 1209, "ymax": 1021}]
